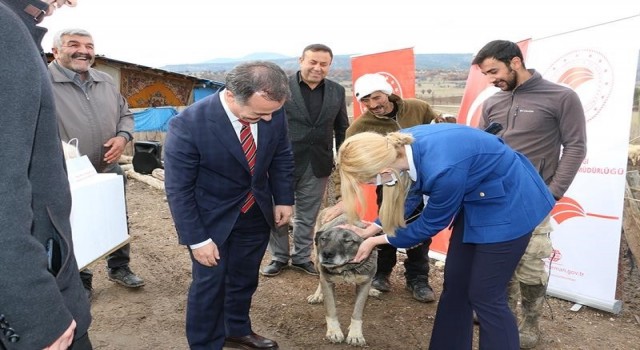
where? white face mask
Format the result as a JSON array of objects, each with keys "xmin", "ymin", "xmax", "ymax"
[{"xmin": 372, "ymin": 172, "xmax": 399, "ymax": 186}]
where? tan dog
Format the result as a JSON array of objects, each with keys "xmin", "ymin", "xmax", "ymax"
[{"xmin": 307, "ymin": 210, "xmax": 380, "ymax": 346}]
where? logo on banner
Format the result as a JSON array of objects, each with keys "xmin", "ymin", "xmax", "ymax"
[
  {"xmin": 463, "ymin": 86, "xmax": 499, "ymax": 127},
  {"xmin": 544, "ymin": 49, "xmax": 614, "ymax": 122},
  {"xmin": 550, "ymin": 196, "xmax": 619, "ymax": 225}
]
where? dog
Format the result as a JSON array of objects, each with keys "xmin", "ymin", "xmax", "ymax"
[{"xmin": 307, "ymin": 210, "xmax": 380, "ymax": 346}]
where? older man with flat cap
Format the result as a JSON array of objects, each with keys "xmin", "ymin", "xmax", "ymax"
[{"xmin": 324, "ymin": 73, "xmax": 441, "ymax": 302}]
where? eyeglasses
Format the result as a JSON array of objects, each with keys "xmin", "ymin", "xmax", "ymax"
[
  {"xmin": 32, "ymin": 0, "xmax": 76, "ymax": 23},
  {"xmin": 369, "ymin": 172, "xmax": 398, "ymax": 186},
  {"xmin": 47, "ymin": 0, "xmax": 77, "ymax": 8}
]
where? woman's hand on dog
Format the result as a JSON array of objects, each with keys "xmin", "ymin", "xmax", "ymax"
[
  {"xmin": 353, "ymin": 235, "xmax": 387, "ymax": 263},
  {"xmin": 339, "ymin": 222, "xmax": 386, "ymax": 263},
  {"xmin": 192, "ymin": 242, "xmax": 220, "ymax": 267},
  {"xmin": 339, "ymin": 222, "xmax": 382, "ymax": 239},
  {"xmin": 322, "ymin": 201, "xmax": 345, "ymax": 223}
]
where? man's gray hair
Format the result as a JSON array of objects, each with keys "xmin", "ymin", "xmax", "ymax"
[{"xmin": 52, "ymin": 28, "xmax": 92, "ymax": 49}]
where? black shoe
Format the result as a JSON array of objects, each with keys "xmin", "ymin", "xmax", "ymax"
[
  {"xmin": 290, "ymin": 261, "xmax": 318, "ymax": 276},
  {"xmin": 371, "ymin": 274, "xmax": 391, "ymax": 292},
  {"xmin": 406, "ymin": 278, "xmax": 436, "ymax": 303},
  {"xmin": 84, "ymin": 286, "xmax": 93, "ymax": 302},
  {"xmin": 261, "ymin": 260, "xmax": 288, "ymax": 277},
  {"xmin": 108, "ymin": 266, "xmax": 145, "ymax": 288},
  {"xmin": 225, "ymin": 332, "xmax": 279, "ymax": 349},
  {"xmin": 80, "ymin": 269, "xmax": 93, "ymax": 301}
]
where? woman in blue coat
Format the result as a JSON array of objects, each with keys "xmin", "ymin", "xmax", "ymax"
[{"xmin": 339, "ymin": 123, "xmax": 555, "ymax": 349}]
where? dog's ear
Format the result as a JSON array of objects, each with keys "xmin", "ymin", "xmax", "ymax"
[
  {"xmin": 314, "ymin": 230, "xmax": 325, "ymax": 244},
  {"xmin": 346, "ymin": 229, "xmax": 365, "ymax": 243}
]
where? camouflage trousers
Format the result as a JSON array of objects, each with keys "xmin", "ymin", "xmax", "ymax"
[{"xmin": 512, "ymin": 215, "xmax": 553, "ymax": 286}]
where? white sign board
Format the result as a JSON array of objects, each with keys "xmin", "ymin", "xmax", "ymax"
[{"xmin": 527, "ymin": 16, "xmax": 640, "ymax": 314}]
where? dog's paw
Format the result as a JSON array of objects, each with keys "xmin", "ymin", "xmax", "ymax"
[
  {"xmin": 307, "ymin": 283, "xmax": 324, "ymax": 304},
  {"xmin": 368, "ymin": 288, "xmax": 382, "ymax": 298},
  {"xmin": 326, "ymin": 330, "xmax": 345, "ymax": 343},
  {"xmin": 346, "ymin": 319, "xmax": 366, "ymax": 347},
  {"xmin": 346, "ymin": 334, "xmax": 367, "ymax": 347},
  {"xmin": 326, "ymin": 330, "xmax": 345, "ymax": 344},
  {"xmin": 307, "ymin": 292, "xmax": 323, "ymax": 304},
  {"xmin": 325, "ymin": 317, "xmax": 344, "ymax": 343}
]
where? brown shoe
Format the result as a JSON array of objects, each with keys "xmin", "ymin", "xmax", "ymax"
[{"xmin": 224, "ymin": 332, "xmax": 278, "ymax": 349}]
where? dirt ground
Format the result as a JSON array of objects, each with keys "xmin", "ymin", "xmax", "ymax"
[{"xmin": 84, "ymin": 178, "xmax": 640, "ymax": 350}]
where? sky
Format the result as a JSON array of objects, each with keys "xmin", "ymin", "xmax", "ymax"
[{"xmin": 41, "ymin": 0, "xmax": 640, "ymax": 69}]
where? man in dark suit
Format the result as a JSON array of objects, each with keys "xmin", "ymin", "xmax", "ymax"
[
  {"xmin": 261, "ymin": 44, "xmax": 349, "ymax": 277},
  {"xmin": 0, "ymin": 0, "xmax": 92, "ymax": 349},
  {"xmin": 164, "ymin": 61, "xmax": 294, "ymax": 350}
]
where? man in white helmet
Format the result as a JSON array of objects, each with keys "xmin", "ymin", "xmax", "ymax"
[{"xmin": 324, "ymin": 73, "xmax": 443, "ymax": 302}]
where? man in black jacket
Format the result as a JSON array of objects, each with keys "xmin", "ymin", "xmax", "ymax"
[
  {"xmin": 261, "ymin": 44, "xmax": 349, "ymax": 277},
  {"xmin": 0, "ymin": 0, "xmax": 92, "ymax": 349}
]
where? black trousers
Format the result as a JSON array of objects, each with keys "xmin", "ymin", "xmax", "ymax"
[
  {"xmin": 104, "ymin": 164, "xmax": 131, "ymax": 268},
  {"xmin": 376, "ymin": 239, "xmax": 431, "ymax": 280},
  {"xmin": 375, "ymin": 186, "xmax": 430, "ymax": 281},
  {"xmin": 69, "ymin": 332, "xmax": 93, "ymax": 350}
]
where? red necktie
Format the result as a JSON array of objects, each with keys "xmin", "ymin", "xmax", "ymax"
[{"xmin": 239, "ymin": 120, "xmax": 256, "ymax": 213}]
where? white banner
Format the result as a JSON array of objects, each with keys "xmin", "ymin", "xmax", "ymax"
[{"xmin": 525, "ymin": 16, "xmax": 640, "ymax": 313}]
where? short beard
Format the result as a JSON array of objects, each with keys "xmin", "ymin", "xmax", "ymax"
[{"xmin": 504, "ymin": 67, "xmax": 518, "ymax": 91}]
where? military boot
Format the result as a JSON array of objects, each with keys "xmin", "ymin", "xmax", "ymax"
[
  {"xmin": 519, "ymin": 283, "xmax": 546, "ymax": 349},
  {"xmin": 406, "ymin": 275, "xmax": 436, "ymax": 303},
  {"xmin": 371, "ymin": 273, "xmax": 391, "ymax": 292}
]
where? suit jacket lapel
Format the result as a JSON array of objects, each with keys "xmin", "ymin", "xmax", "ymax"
[
  {"xmin": 290, "ymin": 74, "xmax": 337, "ymax": 126},
  {"xmin": 316, "ymin": 81, "xmax": 335, "ymax": 123},
  {"xmin": 289, "ymin": 74, "xmax": 313, "ymax": 123},
  {"xmin": 255, "ymin": 120, "xmax": 272, "ymax": 173},
  {"xmin": 206, "ymin": 96, "xmax": 251, "ymax": 173}
]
